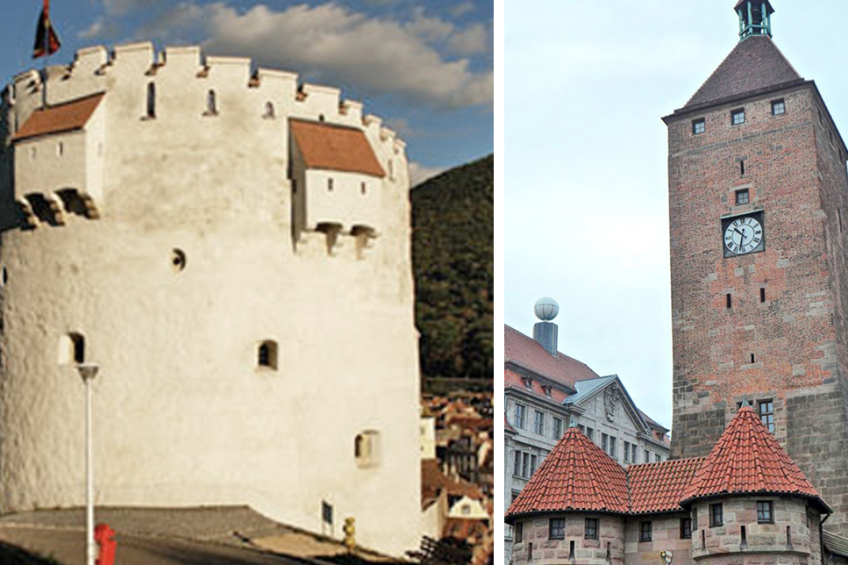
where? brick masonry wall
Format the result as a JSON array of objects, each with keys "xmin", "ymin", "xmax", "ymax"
[
  {"xmin": 666, "ymin": 85, "xmax": 848, "ymax": 535},
  {"xmin": 624, "ymin": 513, "xmax": 692, "ymax": 565},
  {"xmin": 512, "ymin": 515, "xmax": 625, "ymax": 565}
]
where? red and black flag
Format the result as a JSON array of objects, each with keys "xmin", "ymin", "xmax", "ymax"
[{"xmin": 33, "ymin": 0, "xmax": 61, "ymax": 59}]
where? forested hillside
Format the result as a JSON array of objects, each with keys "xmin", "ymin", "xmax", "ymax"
[{"xmin": 411, "ymin": 154, "xmax": 493, "ymax": 390}]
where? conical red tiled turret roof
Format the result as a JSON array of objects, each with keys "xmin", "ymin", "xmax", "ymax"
[
  {"xmin": 681, "ymin": 405, "xmax": 829, "ymax": 511},
  {"xmin": 505, "ymin": 427, "xmax": 629, "ymax": 521}
]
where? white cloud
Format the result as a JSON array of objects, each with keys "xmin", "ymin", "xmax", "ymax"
[
  {"xmin": 136, "ymin": 2, "xmax": 206, "ymax": 41},
  {"xmin": 104, "ymin": 0, "xmax": 164, "ymax": 15},
  {"xmin": 78, "ymin": 18, "xmax": 105, "ymax": 39},
  {"xmin": 408, "ymin": 162, "xmax": 444, "ymax": 186},
  {"xmin": 195, "ymin": 3, "xmax": 492, "ymax": 109},
  {"xmin": 446, "ymin": 23, "xmax": 489, "ymax": 56},
  {"xmin": 450, "ymin": 2, "xmax": 475, "ymax": 18}
]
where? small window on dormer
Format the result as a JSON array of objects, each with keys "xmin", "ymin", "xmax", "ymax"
[
  {"xmin": 731, "ymin": 108, "xmax": 745, "ymax": 126},
  {"xmin": 543, "ymin": 385, "xmax": 551, "ymax": 398},
  {"xmin": 693, "ymin": 118, "xmax": 705, "ymax": 135},
  {"xmin": 771, "ymin": 99, "xmax": 785, "ymax": 115},
  {"xmin": 523, "ymin": 377, "xmax": 532, "ymax": 390}
]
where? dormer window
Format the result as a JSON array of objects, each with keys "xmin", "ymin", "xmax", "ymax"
[
  {"xmin": 522, "ymin": 377, "xmax": 532, "ymax": 389},
  {"xmin": 542, "ymin": 385, "xmax": 551, "ymax": 398},
  {"xmin": 731, "ymin": 109, "xmax": 745, "ymax": 126}
]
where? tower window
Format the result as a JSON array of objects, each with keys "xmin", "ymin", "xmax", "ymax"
[
  {"xmin": 355, "ymin": 430, "xmax": 380, "ymax": 467},
  {"xmin": 58, "ymin": 333, "xmax": 86, "ymax": 364},
  {"xmin": 567, "ymin": 541, "xmax": 574, "ymax": 559},
  {"xmin": 693, "ymin": 118, "xmax": 706, "ymax": 135},
  {"xmin": 322, "ymin": 501, "xmax": 333, "ymax": 527},
  {"xmin": 750, "ymin": 353, "xmax": 756, "ymax": 364},
  {"xmin": 736, "ymin": 188, "xmax": 749, "ymax": 204},
  {"xmin": 585, "ymin": 518, "xmax": 598, "ymax": 540},
  {"xmin": 726, "ymin": 294, "xmax": 732, "ymax": 309},
  {"xmin": 147, "ymin": 82, "xmax": 156, "ymax": 118},
  {"xmin": 640, "ymin": 521, "xmax": 652, "ymax": 542},
  {"xmin": 760, "ymin": 287, "xmax": 766, "ymax": 302},
  {"xmin": 257, "ymin": 340, "xmax": 278, "ymax": 370},
  {"xmin": 681, "ymin": 518, "xmax": 692, "ymax": 539},
  {"xmin": 740, "ymin": 160, "xmax": 745, "ymax": 176},
  {"xmin": 710, "ymin": 503, "xmax": 723, "ymax": 527},
  {"xmin": 328, "ymin": 178, "xmax": 334, "ymax": 192},
  {"xmin": 515, "ymin": 522, "xmax": 523, "ymax": 543},
  {"xmin": 549, "ymin": 518, "xmax": 565, "ymax": 540},
  {"xmin": 361, "ymin": 182, "xmax": 367, "ymax": 195},
  {"xmin": 731, "ymin": 109, "xmax": 746, "ymax": 125},
  {"xmin": 741, "ymin": 525, "xmax": 748, "ymax": 548},
  {"xmin": 757, "ymin": 501, "xmax": 773, "ymax": 523},
  {"xmin": 771, "ymin": 99, "xmax": 785, "ymax": 115},
  {"xmin": 206, "ymin": 90, "xmax": 218, "ymax": 115},
  {"xmin": 758, "ymin": 400, "xmax": 774, "ymax": 432},
  {"xmin": 263, "ymin": 101, "xmax": 275, "ymax": 119}
]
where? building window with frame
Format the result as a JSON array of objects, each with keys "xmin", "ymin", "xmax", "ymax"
[
  {"xmin": 736, "ymin": 188, "xmax": 750, "ymax": 205},
  {"xmin": 554, "ymin": 417, "xmax": 563, "ymax": 439},
  {"xmin": 631, "ymin": 444, "xmax": 637, "ymax": 463},
  {"xmin": 772, "ymin": 99, "xmax": 785, "ymax": 115},
  {"xmin": 585, "ymin": 518, "xmax": 599, "ymax": 540},
  {"xmin": 586, "ymin": 427, "xmax": 594, "ymax": 441},
  {"xmin": 645, "ymin": 449, "xmax": 650, "ymax": 463},
  {"xmin": 732, "ymin": 108, "xmax": 746, "ymax": 125},
  {"xmin": 693, "ymin": 509, "xmax": 698, "ymax": 530},
  {"xmin": 550, "ymin": 518, "xmax": 565, "ymax": 540},
  {"xmin": 655, "ymin": 454, "xmax": 662, "ymax": 463},
  {"xmin": 757, "ymin": 501, "xmax": 773, "ymax": 523},
  {"xmin": 624, "ymin": 441, "xmax": 631, "ymax": 463},
  {"xmin": 609, "ymin": 437, "xmax": 617, "ymax": 458},
  {"xmin": 530, "ymin": 454, "xmax": 538, "ymax": 476},
  {"xmin": 640, "ymin": 521, "xmax": 652, "ymax": 542},
  {"xmin": 522, "ymin": 453, "xmax": 530, "ymax": 478},
  {"xmin": 512, "ymin": 490, "xmax": 521, "ymax": 504},
  {"xmin": 602, "ymin": 433, "xmax": 608, "ymax": 453},
  {"xmin": 693, "ymin": 118, "xmax": 706, "ymax": 135},
  {"xmin": 515, "ymin": 522, "xmax": 523, "ymax": 543},
  {"xmin": 759, "ymin": 400, "xmax": 774, "ymax": 433},
  {"xmin": 534, "ymin": 410, "xmax": 545, "ymax": 435},
  {"xmin": 515, "ymin": 403, "xmax": 526, "ymax": 429},
  {"xmin": 680, "ymin": 518, "xmax": 692, "ymax": 539},
  {"xmin": 513, "ymin": 451, "xmax": 522, "ymax": 476},
  {"xmin": 710, "ymin": 503, "xmax": 723, "ymax": 527}
]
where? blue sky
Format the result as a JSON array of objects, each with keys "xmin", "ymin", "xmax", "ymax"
[
  {"xmin": 1, "ymin": 0, "xmax": 493, "ymax": 184},
  {"xmin": 505, "ymin": 1, "xmax": 848, "ymax": 429}
]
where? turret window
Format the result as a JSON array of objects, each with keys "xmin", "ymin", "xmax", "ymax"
[
  {"xmin": 731, "ymin": 108, "xmax": 746, "ymax": 125},
  {"xmin": 146, "ymin": 82, "xmax": 156, "ymax": 118},
  {"xmin": 354, "ymin": 430, "xmax": 380, "ymax": 468},
  {"xmin": 710, "ymin": 503, "xmax": 723, "ymax": 527},
  {"xmin": 640, "ymin": 521, "xmax": 652, "ymax": 542},
  {"xmin": 58, "ymin": 333, "xmax": 86, "ymax": 364},
  {"xmin": 758, "ymin": 400, "xmax": 774, "ymax": 432},
  {"xmin": 681, "ymin": 518, "xmax": 692, "ymax": 539},
  {"xmin": 585, "ymin": 518, "xmax": 599, "ymax": 540},
  {"xmin": 257, "ymin": 340, "xmax": 278, "ymax": 370},
  {"xmin": 206, "ymin": 90, "xmax": 218, "ymax": 115},
  {"xmin": 549, "ymin": 518, "xmax": 565, "ymax": 540},
  {"xmin": 757, "ymin": 501, "xmax": 773, "ymax": 523},
  {"xmin": 515, "ymin": 522, "xmax": 523, "ymax": 543},
  {"xmin": 263, "ymin": 101, "xmax": 275, "ymax": 119}
]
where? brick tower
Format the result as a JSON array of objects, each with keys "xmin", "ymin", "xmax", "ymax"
[{"xmin": 663, "ymin": 1, "xmax": 848, "ymax": 534}]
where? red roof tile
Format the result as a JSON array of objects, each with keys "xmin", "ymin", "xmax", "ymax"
[
  {"xmin": 13, "ymin": 94, "xmax": 104, "ymax": 142},
  {"xmin": 681, "ymin": 406, "xmax": 827, "ymax": 510},
  {"xmin": 504, "ymin": 325, "xmax": 598, "ymax": 390},
  {"xmin": 505, "ymin": 427, "xmax": 629, "ymax": 521},
  {"xmin": 290, "ymin": 119, "xmax": 385, "ymax": 178},
  {"xmin": 421, "ymin": 459, "xmax": 484, "ymax": 505},
  {"xmin": 628, "ymin": 458, "xmax": 705, "ymax": 514}
]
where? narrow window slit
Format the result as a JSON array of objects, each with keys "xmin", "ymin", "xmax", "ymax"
[
  {"xmin": 740, "ymin": 161, "xmax": 745, "ymax": 176},
  {"xmin": 751, "ymin": 353, "xmax": 756, "ymax": 363},
  {"xmin": 760, "ymin": 288, "xmax": 766, "ymax": 302},
  {"xmin": 726, "ymin": 294, "xmax": 732, "ymax": 308},
  {"xmin": 741, "ymin": 525, "xmax": 748, "ymax": 549},
  {"xmin": 787, "ymin": 526, "xmax": 792, "ymax": 546},
  {"xmin": 568, "ymin": 541, "xmax": 575, "ymax": 560}
]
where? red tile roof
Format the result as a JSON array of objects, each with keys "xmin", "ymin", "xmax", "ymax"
[
  {"xmin": 290, "ymin": 119, "xmax": 385, "ymax": 178},
  {"xmin": 421, "ymin": 459, "xmax": 484, "ymax": 505},
  {"xmin": 13, "ymin": 94, "xmax": 104, "ymax": 142},
  {"xmin": 681, "ymin": 406, "xmax": 828, "ymax": 510},
  {"xmin": 504, "ymin": 325, "xmax": 598, "ymax": 390},
  {"xmin": 628, "ymin": 458, "xmax": 705, "ymax": 514},
  {"xmin": 505, "ymin": 427, "xmax": 629, "ymax": 521}
]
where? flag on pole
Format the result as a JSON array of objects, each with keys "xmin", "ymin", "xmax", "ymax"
[{"xmin": 33, "ymin": 0, "xmax": 61, "ymax": 59}]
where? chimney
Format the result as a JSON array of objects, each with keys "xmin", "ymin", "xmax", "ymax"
[{"xmin": 533, "ymin": 297, "xmax": 559, "ymax": 356}]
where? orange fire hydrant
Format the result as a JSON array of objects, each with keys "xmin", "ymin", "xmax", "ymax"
[{"xmin": 94, "ymin": 523, "xmax": 117, "ymax": 565}]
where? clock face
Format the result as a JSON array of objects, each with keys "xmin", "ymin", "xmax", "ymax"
[{"xmin": 723, "ymin": 216, "xmax": 763, "ymax": 255}]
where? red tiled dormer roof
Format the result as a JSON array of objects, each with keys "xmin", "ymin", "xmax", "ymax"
[
  {"xmin": 629, "ymin": 457, "xmax": 705, "ymax": 514},
  {"xmin": 505, "ymin": 427, "xmax": 629, "ymax": 521},
  {"xmin": 681, "ymin": 406, "xmax": 828, "ymax": 511},
  {"xmin": 290, "ymin": 119, "xmax": 386, "ymax": 178},
  {"xmin": 13, "ymin": 93, "xmax": 104, "ymax": 142},
  {"xmin": 504, "ymin": 325, "xmax": 598, "ymax": 390}
]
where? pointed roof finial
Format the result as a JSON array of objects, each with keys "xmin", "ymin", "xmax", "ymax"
[
  {"xmin": 736, "ymin": 1, "xmax": 775, "ymax": 41},
  {"xmin": 568, "ymin": 416, "xmax": 579, "ymax": 429},
  {"xmin": 740, "ymin": 396, "xmax": 750, "ymax": 408}
]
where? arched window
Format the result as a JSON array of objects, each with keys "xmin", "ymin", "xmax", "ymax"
[
  {"xmin": 206, "ymin": 89, "xmax": 217, "ymax": 115},
  {"xmin": 146, "ymin": 82, "xmax": 156, "ymax": 118},
  {"xmin": 257, "ymin": 340, "xmax": 278, "ymax": 370},
  {"xmin": 355, "ymin": 430, "xmax": 379, "ymax": 468},
  {"xmin": 263, "ymin": 101, "xmax": 275, "ymax": 119},
  {"xmin": 58, "ymin": 333, "xmax": 85, "ymax": 364}
]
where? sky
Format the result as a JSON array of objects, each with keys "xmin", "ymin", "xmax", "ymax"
[
  {"xmin": 504, "ymin": 0, "xmax": 848, "ymax": 430},
  {"xmin": 0, "ymin": 0, "xmax": 493, "ymax": 185}
]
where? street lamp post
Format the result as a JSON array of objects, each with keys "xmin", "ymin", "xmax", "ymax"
[{"xmin": 77, "ymin": 363, "xmax": 99, "ymax": 565}]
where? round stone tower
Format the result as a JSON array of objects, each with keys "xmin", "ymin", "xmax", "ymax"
[{"xmin": 0, "ymin": 42, "xmax": 420, "ymax": 556}]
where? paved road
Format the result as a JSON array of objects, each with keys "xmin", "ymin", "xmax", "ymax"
[{"xmin": 0, "ymin": 525, "xmax": 308, "ymax": 565}]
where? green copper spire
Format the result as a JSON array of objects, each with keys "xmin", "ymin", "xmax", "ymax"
[{"xmin": 737, "ymin": 1, "xmax": 775, "ymax": 41}]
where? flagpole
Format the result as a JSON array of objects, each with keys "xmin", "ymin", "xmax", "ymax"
[{"xmin": 42, "ymin": 0, "xmax": 49, "ymax": 108}]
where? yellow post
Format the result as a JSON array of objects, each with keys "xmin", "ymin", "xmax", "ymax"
[{"xmin": 343, "ymin": 517, "xmax": 356, "ymax": 551}]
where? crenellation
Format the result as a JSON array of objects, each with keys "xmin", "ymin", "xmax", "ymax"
[
  {"xmin": 111, "ymin": 41, "xmax": 155, "ymax": 70},
  {"xmin": 204, "ymin": 55, "xmax": 252, "ymax": 85},
  {"xmin": 162, "ymin": 45, "xmax": 202, "ymax": 73},
  {"xmin": 296, "ymin": 83, "xmax": 342, "ymax": 119},
  {"xmin": 72, "ymin": 46, "xmax": 109, "ymax": 76}
]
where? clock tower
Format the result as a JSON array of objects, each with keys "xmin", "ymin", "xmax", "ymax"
[{"xmin": 663, "ymin": 1, "xmax": 848, "ymax": 535}]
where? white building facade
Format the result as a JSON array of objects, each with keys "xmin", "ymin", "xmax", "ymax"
[{"xmin": 0, "ymin": 42, "xmax": 420, "ymax": 556}]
